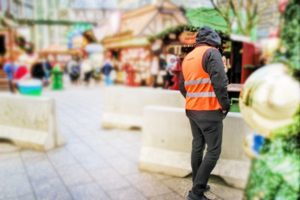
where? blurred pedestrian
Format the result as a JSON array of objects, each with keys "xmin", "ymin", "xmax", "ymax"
[
  {"xmin": 31, "ymin": 58, "xmax": 49, "ymax": 84},
  {"xmin": 13, "ymin": 54, "xmax": 31, "ymax": 91},
  {"xmin": 67, "ymin": 56, "xmax": 81, "ymax": 84},
  {"xmin": 81, "ymin": 57, "xmax": 93, "ymax": 85},
  {"xmin": 101, "ymin": 59, "xmax": 113, "ymax": 86},
  {"xmin": 115, "ymin": 62, "xmax": 124, "ymax": 84},
  {"xmin": 164, "ymin": 48, "xmax": 177, "ymax": 89},
  {"xmin": 14, "ymin": 64, "xmax": 29, "ymax": 82},
  {"xmin": 123, "ymin": 61, "xmax": 135, "ymax": 87},
  {"xmin": 180, "ymin": 26, "xmax": 230, "ymax": 200},
  {"xmin": 90, "ymin": 53, "xmax": 103, "ymax": 83},
  {"xmin": 139, "ymin": 60, "xmax": 149, "ymax": 86},
  {"xmin": 41, "ymin": 56, "xmax": 52, "ymax": 86},
  {"xmin": 3, "ymin": 58, "xmax": 17, "ymax": 92},
  {"xmin": 92, "ymin": 65, "xmax": 102, "ymax": 83},
  {"xmin": 150, "ymin": 55, "xmax": 159, "ymax": 87},
  {"xmin": 158, "ymin": 54, "xmax": 167, "ymax": 87}
]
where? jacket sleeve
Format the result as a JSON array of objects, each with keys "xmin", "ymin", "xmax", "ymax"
[
  {"xmin": 179, "ymin": 72, "xmax": 186, "ymax": 98},
  {"xmin": 203, "ymin": 48, "xmax": 230, "ymax": 112}
]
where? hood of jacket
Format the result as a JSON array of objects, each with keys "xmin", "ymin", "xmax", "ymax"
[{"xmin": 196, "ymin": 26, "xmax": 221, "ymax": 47}]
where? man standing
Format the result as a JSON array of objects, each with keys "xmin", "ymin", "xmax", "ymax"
[{"xmin": 180, "ymin": 26, "xmax": 230, "ymax": 200}]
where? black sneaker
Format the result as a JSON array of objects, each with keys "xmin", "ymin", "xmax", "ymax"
[{"xmin": 186, "ymin": 193, "xmax": 212, "ymax": 200}]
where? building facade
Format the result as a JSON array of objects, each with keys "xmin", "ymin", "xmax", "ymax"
[
  {"xmin": 33, "ymin": 0, "xmax": 73, "ymax": 50},
  {"xmin": 0, "ymin": 0, "xmax": 34, "ymax": 19},
  {"xmin": 0, "ymin": 0, "xmax": 35, "ymax": 42}
]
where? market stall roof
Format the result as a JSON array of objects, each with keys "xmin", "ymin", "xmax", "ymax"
[
  {"xmin": 102, "ymin": 0, "xmax": 187, "ymax": 49},
  {"xmin": 17, "ymin": 19, "xmax": 94, "ymax": 26},
  {"xmin": 186, "ymin": 8, "xmax": 228, "ymax": 33},
  {"xmin": 39, "ymin": 45, "xmax": 80, "ymax": 56},
  {"xmin": 102, "ymin": 31, "xmax": 150, "ymax": 49},
  {"xmin": 120, "ymin": 1, "xmax": 186, "ymax": 36},
  {"xmin": 38, "ymin": 50, "xmax": 80, "ymax": 57},
  {"xmin": 104, "ymin": 37, "xmax": 149, "ymax": 49},
  {"xmin": 41, "ymin": 44, "xmax": 68, "ymax": 52}
]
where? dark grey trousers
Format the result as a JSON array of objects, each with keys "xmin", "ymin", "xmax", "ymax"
[{"xmin": 188, "ymin": 117, "xmax": 223, "ymax": 196}]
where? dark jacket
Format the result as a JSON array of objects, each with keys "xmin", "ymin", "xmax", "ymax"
[
  {"xmin": 179, "ymin": 26, "xmax": 230, "ymax": 121},
  {"xmin": 102, "ymin": 63, "xmax": 113, "ymax": 76},
  {"xmin": 31, "ymin": 62, "xmax": 45, "ymax": 80}
]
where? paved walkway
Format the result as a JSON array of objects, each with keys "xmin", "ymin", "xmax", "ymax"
[{"xmin": 0, "ymin": 86, "xmax": 243, "ymax": 200}]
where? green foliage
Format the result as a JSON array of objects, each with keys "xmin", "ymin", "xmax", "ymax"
[
  {"xmin": 148, "ymin": 24, "xmax": 198, "ymax": 42},
  {"xmin": 148, "ymin": 24, "xmax": 228, "ymax": 44},
  {"xmin": 246, "ymin": 160, "xmax": 283, "ymax": 200},
  {"xmin": 246, "ymin": 111, "xmax": 300, "ymax": 199},
  {"xmin": 246, "ymin": 135, "xmax": 300, "ymax": 200},
  {"xmin": 186, "ymin": 8, "xmax": 228, "ymax": 33},
  {"xmin": 275, "ymin": 0, "xmax": 300, "ymax": 80},
  {"xmin": 246, "ymin": 109, "xmax": 300, "ymax": 199},
  {"xmin": 149, "ymin": 8, "xmax": 230, "ymax": 43}
]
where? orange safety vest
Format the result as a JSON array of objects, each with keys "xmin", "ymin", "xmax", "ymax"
[{"xmin": 182, "ymin": 46, "xmax": 222, "ymax": 111}]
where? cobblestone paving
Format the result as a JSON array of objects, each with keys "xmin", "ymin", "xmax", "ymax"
[{"xmin": 0, "ymin": 86, "xmax": 243, "ymax": 200}]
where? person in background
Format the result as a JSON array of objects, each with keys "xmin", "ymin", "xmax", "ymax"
[
  {"xmin": 31, "ymin": 58, "xmax": 45, "ymax": 81},
  {"xmin": 13, "ymin": 54, "xmax": 31, "ymax": 91},
  {"xmin": 158, "ymin": 54, "xmax": 167, "ymax": 87},
  {"xmin": 14, "ymin": 64, "xmax": 29, "ymax": 82},
  {"xmin": 81, "ymin": 57, "xmax": 93, "ymax": 85},
  {"xmin": 123, "ymin": 61, "xmax": 135, "ymax": 87},
  {"xmin": 139, "ymin": 60, "xmax": 149, "ymax": 86},
  {"xmin": 41, "ymin": 56, "xmax": 52, "ymax": 86},
  {"xmin": 115, "ymin": 60, "xmax": 124, "ymax": 84},
  {"xmin": 90, "ymin": 53, "xmax": 102, "ymax": 83},
  {"xmin": 150, "ymin": 55, "xmax": 159, "ymax": 88},
  {"xmin": 110, "ymin": 58, "xmax": 119, "ymax": 84},
  {"xmin": 24, "ymin": 43, "xmax": 38, "ymax": 69},
  {"xmin": 101, "ymin": 58, "xmax": 113, "ymax": 86},
  {"xmin": 67, "ymin": 56, "xmax": 81, "ymax": 85},
  {"xmin": 164, "ymin": 48, "xmax": 177, "ymax": 89},
  {"xmin": 92, "ymin": 64, "xmax": 102, "ymax": 83},
  {"xmin": 3, "ymin": 57, "xmax": 17, "ymax": 93},
  {"xmin": 180, "ymin": 26, "xmax": 230, "ymax": 200}
]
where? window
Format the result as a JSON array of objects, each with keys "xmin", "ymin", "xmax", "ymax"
[
  {"xmin": 0, "ymin": 0, "xmax": 8, "ymax": 11},
  {"xmin": 24, "ymin": 6, "xmax": 33, "ymax": 19}
]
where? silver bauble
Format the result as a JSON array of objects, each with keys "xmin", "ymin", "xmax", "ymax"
[{"xmin": 239, "ymin": 63, "xmax": 300, "ymax": 138}]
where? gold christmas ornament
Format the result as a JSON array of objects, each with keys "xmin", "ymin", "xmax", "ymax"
[{"xmin": 239, "ymin": 63, "xmax": 300, "ymax": 137}]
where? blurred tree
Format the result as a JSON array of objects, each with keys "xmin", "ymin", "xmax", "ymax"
[
  {"xmin": 186, "ymin": 8, "xmax": 228, "ymax": 33},
  {"xmin": 210, "ymin": 0, "xmax": 275, "ymax": 36}
]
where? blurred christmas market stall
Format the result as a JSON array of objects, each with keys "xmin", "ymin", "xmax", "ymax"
[{"xmin": 101, "ymin": 0, "xmax": 187, "ymax": 86}]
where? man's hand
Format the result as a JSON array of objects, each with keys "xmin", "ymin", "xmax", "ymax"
[{"xmin": 222, "ymin": 109, "xmax": 229, "ymax": 117}]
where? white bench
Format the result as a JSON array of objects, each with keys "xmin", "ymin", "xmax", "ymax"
[
  {"xmin": 0, "ymin": 94, "xmax": 65, "ymax": 151},
  {"xmin": 139, "ymin": 106, "xmax": 252, "ymax": 188},
  {"xmin": 101, "ymin": 86, "xmax": 184, "ymax": 129}
]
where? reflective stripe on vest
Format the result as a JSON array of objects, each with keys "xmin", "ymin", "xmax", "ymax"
[
  {"xmin": 186, "ymin": 92, "xmax": 216, "ymax": 98},
  {"xmin": 182, "ymin": 46, "xmax": 222, "ymax": 111},
  {"xmin": 184, "ymin": 78, "xmax": 211, "ymax": 86}
]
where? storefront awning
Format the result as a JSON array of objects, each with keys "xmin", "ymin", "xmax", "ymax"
[{"xmin": 104, "ymin": 37, "xmax": 150, "ymax": 49}]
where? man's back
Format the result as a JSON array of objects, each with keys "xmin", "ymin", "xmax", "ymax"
[{"xmin": 181, "ymin": 26, "xmax": 230, "ymax": 200}]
